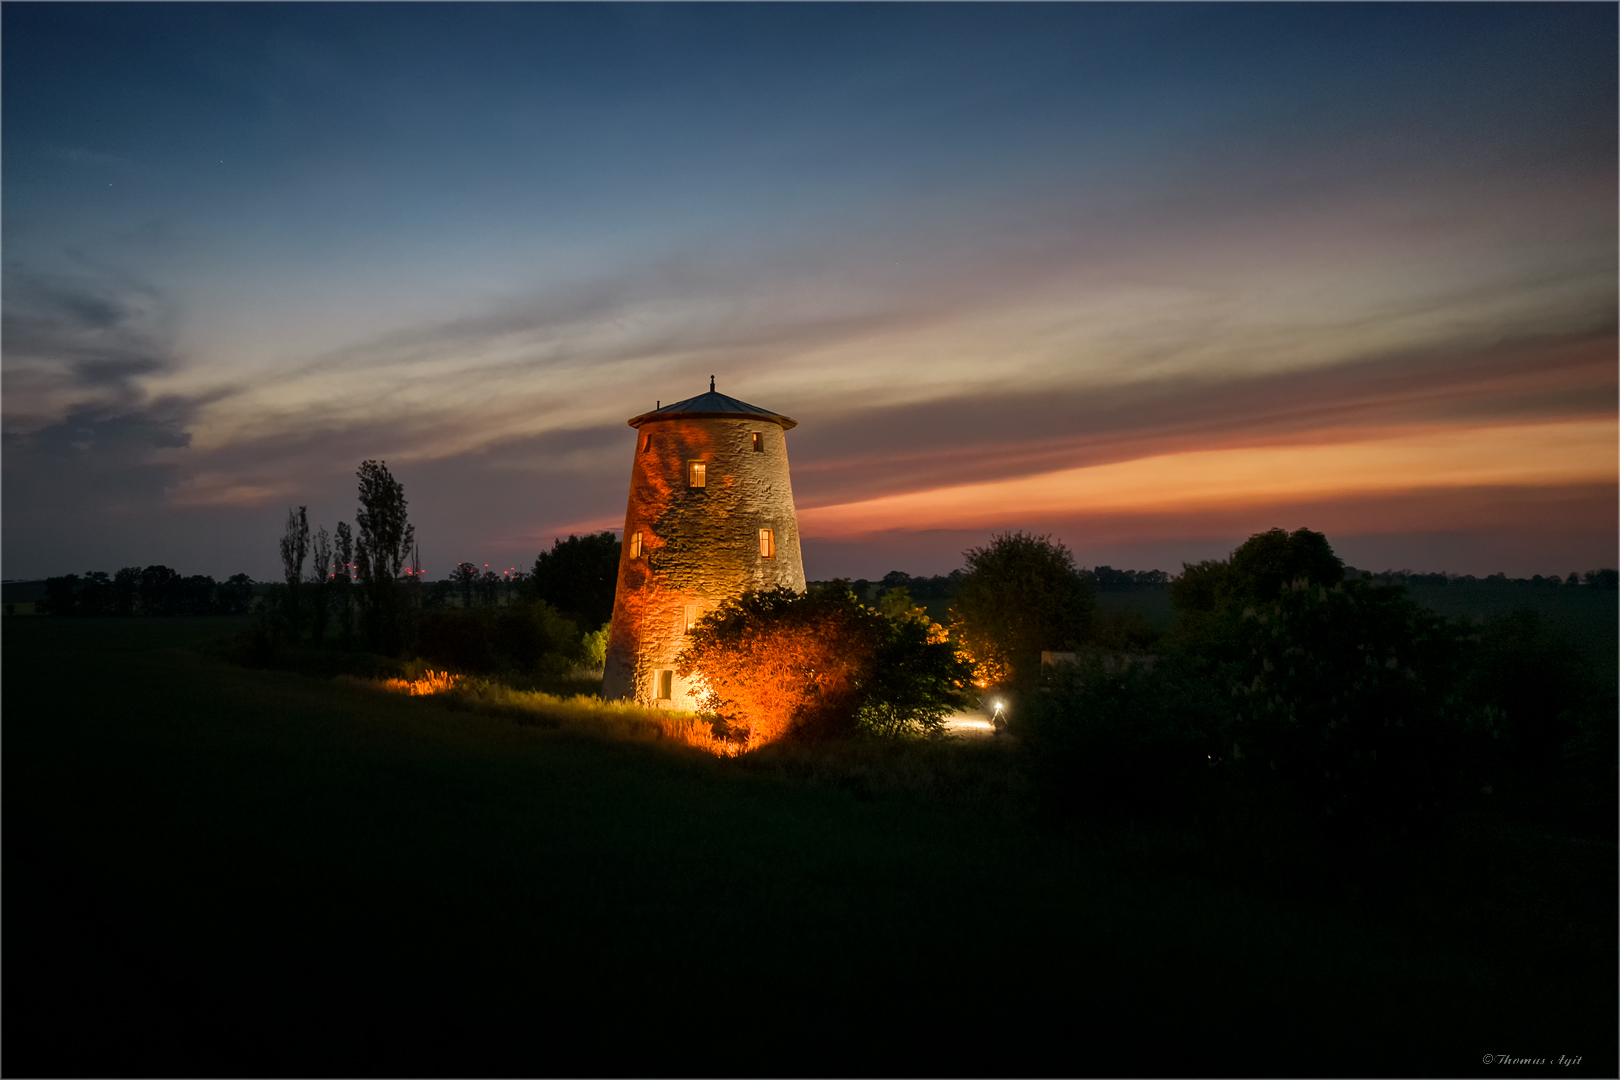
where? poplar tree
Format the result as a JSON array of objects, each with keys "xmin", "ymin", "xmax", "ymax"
[
  {"xmin": 279, "ymin": 506, "xmax": 310, "ymax": 640},
  {"xmin": 310, "ymin": 525, "xmax": 332, "ymax": 646},
  {"xmin": 355, "ymin": 460, "xmax": 414, "ymax": 651},
  {"xmin": 452, "ymin": 562, "xmax": 478, "ymax": 609},
  {"xmin": 333, "ymin": 522, "xmax": 355, "ymax": 640}
]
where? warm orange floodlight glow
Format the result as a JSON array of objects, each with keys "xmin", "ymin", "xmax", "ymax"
[{"xmin": 382, "ymin": 670, "xmax": 462, "ymax": 696}]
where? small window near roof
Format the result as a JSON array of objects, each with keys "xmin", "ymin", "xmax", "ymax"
[
  {"xmin": 751, "ymin": 432, "xmax": 763, "ymax": 452},
  {"xmin": 630, "ymin": 531, "xmax": 643, "ymax": 558},
  {"xmin": 759, "ymin": 528, "xmax": 775, "ymax": 559},
  {"xmin": 688, "ymin": 461, "xmax": 707, "ymax": 488},
  {"xmin": 657, "ymin": 669, "xmax": 674, "ymax": 701},
  {"xmin": 640, "ymin": 433, "xmax": 652, "ymax": 454}
]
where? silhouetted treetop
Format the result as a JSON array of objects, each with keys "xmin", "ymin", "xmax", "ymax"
[
  {"xmin": 951, "ymin": 531, "xmax": 1095, "ymax": 685},
  {"xmin": 1172, "ymin": 527, "xmax": 1343, "ymax": 615},
  {"xmin": 355, "ymin": 461, "xmax": 414, "ymax": 584},
  {"xmin": 529, "ymin": 532, "xmax": 619, "ymax": 631}
]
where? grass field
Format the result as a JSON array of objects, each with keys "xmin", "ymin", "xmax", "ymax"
[
  {"xmin": 1406, "ymin": 583, "xmax": 1619, "ymax": 676},
  {"xmin": 1093, "ymin": 586, "xmax": 1177, "ymax": 630},
  {"xmin": 6, "ymin": 617, "xmax": 1614, "ymax": 1077},
  {"xmin": 1093, "ymin": 582, "xmax": 1617, "ymax": 654}
]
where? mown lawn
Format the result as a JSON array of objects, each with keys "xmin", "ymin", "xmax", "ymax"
[{"xmin": 5, "ymin": 617, "xmax": 1613, "ymax": 1077}]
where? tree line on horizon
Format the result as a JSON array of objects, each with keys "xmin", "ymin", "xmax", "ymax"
[
  {"xmin": 42, "ymin": 567, "xmax": 258, "ymax": 617},
  {"xmin": 37, "ymin": 555, "xmax": 1618, "ymax": 621},
  {"xmin": 37, "ymin": 514, "xmax": 1616, "ymax": 624}
]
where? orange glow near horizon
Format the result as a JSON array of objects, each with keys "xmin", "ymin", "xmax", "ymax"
[{"xmin": 799, "ymin": 420, "xmax": 1618, "ymax": 537}]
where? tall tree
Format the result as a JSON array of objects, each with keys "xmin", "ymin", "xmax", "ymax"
[
  {"xmin": 111, "ymin": 567, "xmax": 141, "ymax": 616},
  {"xmin": 43, "ymin": 575, "xmax": 81, "ymax": 616},
  {"xmin": 950, "ymin": 532, "xmax": 1095, "ymax": 687},
  {"xmin": 139, "ymin": 565, "xmax": 184, "ymax": 616},
  {"xmin": 218, "ymin": 573, "xmax": 255, "ymax": 615},
  {"xmin": 309, "ymin": 525, "xmax": 332, "ymax": 646},
  {"xmin": 354, "ymin": 460, "xmax": 414, "ymax": 652},
  {"xmin": 528, "ymin": 532, "xmax": 620, "ymax": 630},
  {"xmin": 333, "ymin": 522, "xmax": 355, "ymax": 640},
  {"xmin": 79, "ymin": 571, "xmax": 113, "ymax": 616},
  {"xmin": 478, "ymin": 568, "xmax": 501, "ymax": 608},
  {"xmin": 1169, "ymin": 527, "xmax": 1346, "ymax": 650},
  {"xmin": 452, "ymin": 562, "xmax": 479, "ymax": 609},
  {"xmin": 279, "ymin": 506, "xmax": 310, "ymax": 639},
  {"xmin": 1226, "ymin": 527, "xmax": 1343, "ymax": 601}
]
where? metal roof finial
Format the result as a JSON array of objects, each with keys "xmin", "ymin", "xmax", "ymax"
[{"xmin": 710, "ymin": 375, "xmax": 715, "ymax": 392}]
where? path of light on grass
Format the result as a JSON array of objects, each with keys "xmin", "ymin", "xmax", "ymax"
[{"xmin": 944, "ymin": 714, "xmax": 995, "ymax": 737}]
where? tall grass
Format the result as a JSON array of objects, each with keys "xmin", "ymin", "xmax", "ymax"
[
  {"xmin": 349, "ymin": 669, "xmax": 1023, "ymax": 800},
  {"xmin": 352, "ymin": 672, "xmax": 742, "ymax": 755},
  {"xmin": 381, "ymin": 669, "xmax": 462, "ymax": 696}
]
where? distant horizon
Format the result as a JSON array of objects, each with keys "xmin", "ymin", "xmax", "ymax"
[
  {"xmin": 5, "ymin": 6, "xmax": 1614, "ymax": 582},
  {"xmin": 7, "ymin": 527, "xmax": 1614, "ymax": 588}
]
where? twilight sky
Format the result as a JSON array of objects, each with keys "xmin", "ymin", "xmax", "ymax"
[{"xmin": 4, "ymin": 3, "xmax": 1615, "ymax": 581}]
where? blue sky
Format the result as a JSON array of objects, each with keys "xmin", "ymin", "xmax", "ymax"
[{"xmin": 4, "ymin": 3, "xmax": 1614, "ymax": 580}]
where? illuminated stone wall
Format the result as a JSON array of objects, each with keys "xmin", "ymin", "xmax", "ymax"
[{"xmin": 602, "ymin": 416, "xmax": 805, "ymax": 708}]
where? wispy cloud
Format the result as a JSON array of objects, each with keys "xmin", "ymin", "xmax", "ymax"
[
  {"xmin": 800, "ymin": 420, "xmax": 1617, "ymax": 536},
  {"xmin": 789, "ymin": 330, "xmax": 1618, "ymax": 505},
  {"xmin": 0, "ymin": 269, "xmax": 224, "ymax": 549}
]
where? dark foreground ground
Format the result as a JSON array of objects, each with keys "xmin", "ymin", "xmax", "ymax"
[{"xmin": 6, "ymin": 617, "xmax": 1615, "ymax": 1078}]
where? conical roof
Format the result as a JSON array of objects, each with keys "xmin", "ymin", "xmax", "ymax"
[{"xmin": 627, "ymin": 379, "xmax": 797, "ymax": 430}]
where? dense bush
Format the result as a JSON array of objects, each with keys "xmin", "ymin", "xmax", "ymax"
[
  {"xmin": 1460, "ymin": 607, "xmax": 1616, "ymax": 834},
  {"xmin": 1020, "ymin": 651, "xmax": 1229, "ymax": 824},
  {"xmin": 678, "ymin": 584, "xmax": 972, "ymax": 747},
  {"xmin": 1222, "ymin": 579, "xmax": 1473, "ymax": 828},
  {"xmin": 580, "ymin": 622, "xmax": 610, "ymax": 670},
  {"xmin": 1022, "ymin": 579, "xmax": 1476, "ymax": 832},
  {"xmin": 854, "ymin": 602, "xmax": 975, "ymax": 739},
  {"xmin": 415, "ymin": 600, "xmax": 583, "ymax": 677},
  {"xmin": 1019, "ymin": 526, "xmax": 1616, "ymax": 839}
]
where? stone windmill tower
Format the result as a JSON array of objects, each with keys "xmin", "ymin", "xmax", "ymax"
[{"xmin": 602, "ymin": 379, "xmax": 806, "ymax": 708}]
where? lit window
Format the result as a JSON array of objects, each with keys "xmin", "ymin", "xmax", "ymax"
[
  {"xmin": 657, "ymin": 669, "xmax": 674, "ymax": 701},
  {"xmin": 688, "ymin": 461, "xmax": 707, "ymax": 488},
  {"xmin": 630, "ymin": 531, "xmax": 643, "ymax": 558},
  {"xmin": 684, "ymin": 604, "xmax": 698, "ymax": 632},
  {"xmin": 751, "ymin": 432, "xmax": 763, "ymax": 452},
  {"xmin": 640, "ymin": 433, "xmax": 652, "ymax": 454},
  {"xmin": 759, "ymin": 528, "xmax": 775, "ymax": 559}
]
